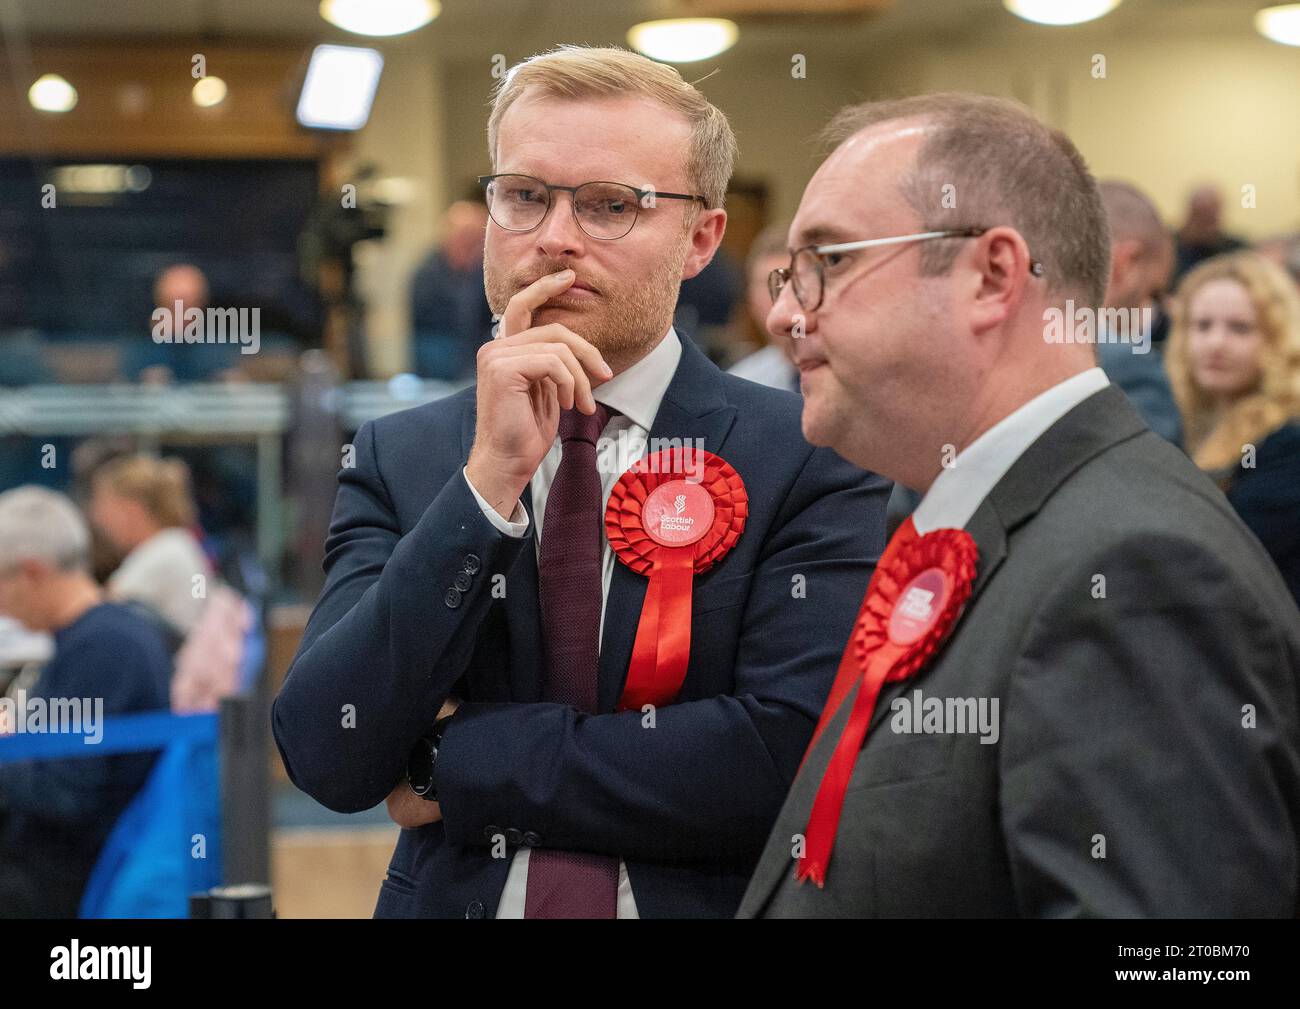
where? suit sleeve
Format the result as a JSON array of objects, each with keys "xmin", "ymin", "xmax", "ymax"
[
  {"xmin": 434, "ymin": 448, "xmax": 890, "ymax": 860},
  {"xmin": 271, "ymin": 418, "xmax": 533, "ymax": 813},
  {"xmin": 999, "ymin": 531, "xmax": 1300, "ymax": 916}
]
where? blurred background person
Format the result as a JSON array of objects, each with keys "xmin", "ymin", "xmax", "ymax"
[
  {"xmin": 127, "ymin": 263, "xmax": 241, "ymax": 384},
  {"xmin": 409, "ymin": 199, "xmax": 492, "ymax": 380},
  {"xmin": 1167, "ymin": 251, "xmax": 1300, "ymax": 605},
  {"xmin": 1255, "ymin": 232, "xmax": 1300, "ymax": 292},
  {"xmin": 0, "ymin": 487, "xmax": 172, "ymax": 918},
  {"xmin": 1096, "ymin": 180, "xmax": 1182, "ymax": 445},
  {"xmin": 728, "ymin": 222, "xmax": 799, "ymax": 392},
  {"xmin": 89, "ymin": 453, "xmax": 211, "ymax": 644},
  {"xmin": 1174, "ymin": 184, "xmax": 1246, "ymax": 282}
]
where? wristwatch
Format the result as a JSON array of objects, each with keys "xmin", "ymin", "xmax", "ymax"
[{"xmin": 406, "ymin": 713, "xmax": 454, "ymax": 800}]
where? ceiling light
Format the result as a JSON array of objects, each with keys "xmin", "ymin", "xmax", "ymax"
[
  {"xmin": 28, "ymin": 73, "xmax": 77, "ymax": 113},
  {"xmin": 296, "ymin": 45, "xmax": 384, "ymax": 131},
  {"xmin": 192, "ymin": 76, "xmax": 228, "ymax": 108},
  {"xmin": 1003, "ymin": 0, "xmax": 1122, "ymax": 26},
  {"xmin": 1256, "ymin": 4, "xmax": 1300, "ymax": 45},
  {"xmin": 627, "ymin": 18, "xmax": 739, "ymax": 63},
  {"xmin": 320, "ymin": 0, "xmax": 438, "ymax": 37}
]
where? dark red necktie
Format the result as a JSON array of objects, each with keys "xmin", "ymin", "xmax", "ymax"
[{"xmin": 525, "ymin": 403, "xmax": 621, "ymax": 918}]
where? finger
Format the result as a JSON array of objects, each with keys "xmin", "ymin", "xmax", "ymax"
[
  {"xmin": 530, "ymin": 374, "xmax": 560, "ymax": 419},
  {"xmin": 510, "ymin": 352, "xmax": 577, "ymax": 412},
  {"xmin": 492, "ymin": 340, "xmax": 594, "ymax": 413},
  {"xmin": 500, "ymin": 269, "xmax": 575, "ymax": 338},
  {"xmin": 531, "ymin": 323, "xmax": 613, "ymax": 387}
]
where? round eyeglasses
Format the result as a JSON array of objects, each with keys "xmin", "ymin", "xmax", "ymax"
[{"xmin": 478, "ymin": 174, "xmax": 708, "ymax": 241}]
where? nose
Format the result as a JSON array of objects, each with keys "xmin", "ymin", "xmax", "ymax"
[
  {"xmin": 534, "ymin": 190, "xmax": 587, "ymax": 261},
  {"xmin": 767, "ymin": 279, "xmax": 814, "ymax": 343}
]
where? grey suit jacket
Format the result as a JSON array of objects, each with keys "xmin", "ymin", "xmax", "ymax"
[{"xmin": 739, "ymin": 385, "xmax": 1300, "ymax": 918}]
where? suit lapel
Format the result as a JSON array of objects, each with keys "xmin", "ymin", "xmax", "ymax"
[
  {"xmin": 861, "ymin": 385, "xmax": 1146, "ymax": 736},
  {"xmin": 864, "ymin": 498, "xmax": 1009, "ymax": 735},
  {"xmin": 596, "ymin": 331, "xmax": 738, "ymax": 712}
]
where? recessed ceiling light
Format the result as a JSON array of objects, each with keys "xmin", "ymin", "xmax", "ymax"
[
  {"xmin": 1256, "ymin": 4, "xmax": 1300, "ymax": 45},
  {"xmin": 1003, "ymin": 0, "xmax": 1122, "ymax": 26},
  {"xmin": 627, "ymin": 18, "xmax": 739, "ymax": 63},
  {"xmin": 192, "ymin": 76, "xmax": 228, "ymax": 108},
  {"xmin": 29, "ymin": 73, "xmax": 77, "ymax": 113},
  {"xmin": 320, "ymin": 0, "xmax": 439, "ymax": 37}
]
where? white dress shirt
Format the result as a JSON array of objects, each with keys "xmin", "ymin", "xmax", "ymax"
[
  {"xmin": 912, "ymin": 367, "xmax": 1111, "ymax": 533},
  {"xmin": 461, "ymin": 324, "xmax": 682, "ymax": 918}
]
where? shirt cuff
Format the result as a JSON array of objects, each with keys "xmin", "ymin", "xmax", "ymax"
[{"xmin": 462, "ymin": 466, "xmax": 529, "ymax": 537}]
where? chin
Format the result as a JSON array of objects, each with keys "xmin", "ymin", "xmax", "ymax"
[{"xmin": 799, "ymin": 399, "xmax": 834, "ymax": 449}]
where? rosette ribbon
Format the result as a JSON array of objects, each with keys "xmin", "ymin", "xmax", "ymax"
[
  {"xmin": 796, "ymin": 517, "xmax": 978, "ymax": 886},
  {"xmin": 605, "ymin": 448, "xmax": 748, "ymax": 711}
]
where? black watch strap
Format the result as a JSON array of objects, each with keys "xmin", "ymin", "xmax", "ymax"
[{"xmin": 407, "ymin": 713, "xmax": 455, "ymax": 800}]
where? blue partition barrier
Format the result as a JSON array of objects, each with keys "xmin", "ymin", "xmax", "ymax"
[{"xmin": 0, "ymin": 711, "xmax": 222, "ymax": 918}]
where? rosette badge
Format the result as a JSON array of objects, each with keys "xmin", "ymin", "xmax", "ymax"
[
  {"xmin": 797, "ymin": 521, "xmax": 979, "ymax": 886},
  {"xmin": 605, "ymin": 448, "xmax": 748, "ymax": 711}
]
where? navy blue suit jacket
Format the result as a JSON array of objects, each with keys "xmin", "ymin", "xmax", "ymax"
[{"xmin": 272, "ymin": 330, "xmax": 889, "ymax": 918}]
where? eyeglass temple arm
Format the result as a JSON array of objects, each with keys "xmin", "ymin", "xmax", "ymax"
[{"xmin": 814, "ymin": 228, "xmax": 1042, "ymax": 276}]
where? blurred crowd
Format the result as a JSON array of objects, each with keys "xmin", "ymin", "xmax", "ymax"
[{"xmin": 0, "ymin": 455, "xmax": 259, "ymax": 917}]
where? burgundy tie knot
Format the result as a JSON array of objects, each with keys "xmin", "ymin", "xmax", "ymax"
[{"xmin": 558, "ymin": 404, "xmax": 613, "ymax": 446}]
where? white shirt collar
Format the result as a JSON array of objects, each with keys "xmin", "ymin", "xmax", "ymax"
[
  {"xmin": 912, "ymin": 367, "xmax": 1111, "ymax": 533},
  {"xmin": 593, "ymin": 325, "xmax": 681, "ymax": 432}
]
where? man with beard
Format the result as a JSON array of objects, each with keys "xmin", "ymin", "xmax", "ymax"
[{"xmin": 272, "ymin": 46, "xmax": 889, "ymax": 919}]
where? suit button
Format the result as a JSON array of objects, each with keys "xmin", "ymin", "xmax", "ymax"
[
  {"xmin": 504, "ymin": 828, "xmax": 523, "ymax": 846},
  {"xmin": 465, "ymin": 900, "xmax": 485, "ymax": 919},
  {"xmin": 444, "ymin": 588, "xmax": 462, "ymax": 608},
  {"xmin": 462, "ymin": 554, "xmax": 482, "ymax": 574},
  {"xmin": 453, "ymin": 571, "xmax": 473, "ymax": 592},
  {"xmin": 483, "ymin": 825, "xmax": 501, "ymax": 841},
  {"xmin": 522, "ymin": 831, "xmax": 541, "ymax": 847}
]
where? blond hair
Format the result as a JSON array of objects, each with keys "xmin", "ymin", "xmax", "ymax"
[
  {"xmin": 487, "ymin": 45, "xmax": 737, "ymax": 211},
  {"xmin": 95, "ymin": 454, "xmax": 197, "ymax": 530},
  {"xmin": 1167, "ymin": 251, "xmax": 1300, "ymax": 472},
  {"xmin": 819, "ymin": 93, "xmax": 1111, "ymax": 309}
]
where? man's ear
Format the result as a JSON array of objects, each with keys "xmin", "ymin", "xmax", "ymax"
[
  {"xmin": 969, "ymin": 225, "xmax": 1032, "ymax": 336},
  {"xmin": 1109, "ymin": 237, "xmax": 1142, "ymax": 291},
  {"xmin": 680, "ymin": 208, "xmax": 727, "ymax": 281}
]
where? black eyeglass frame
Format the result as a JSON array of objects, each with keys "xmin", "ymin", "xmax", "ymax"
[{"xmin": 478, "ymin": 173, "xmax": 710, "ymax": 241}]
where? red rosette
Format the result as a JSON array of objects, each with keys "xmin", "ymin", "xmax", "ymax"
[
  {"xmin": 605, "ymin": 448, "xmax": 748, "ymax": 710},
  {"xmin": 605, "ymin": 449, "xmax": 748, "ymax": 577},
  {"xmin": 851, "ymin": 527, "xmax": 979, "ymax": 682},
  {"xmin": 796, "ymin": 524, "xmax": 978, "ymax": 887}
]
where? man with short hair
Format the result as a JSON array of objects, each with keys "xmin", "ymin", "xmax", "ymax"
[
  {"xmin": 0, "ymin": 486, "xmax": 172, "ymax": 918},
  {"xmin": 1095, "ymin": 179, "xmax": 1182, "ymax": 445},
  {"xmin": 273, "ymin": 46, "xmax": 888, "ymax": 919},
  {"xmin": 740, "ymin": 93, "xmax": 1300, "ymax": 917}
]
